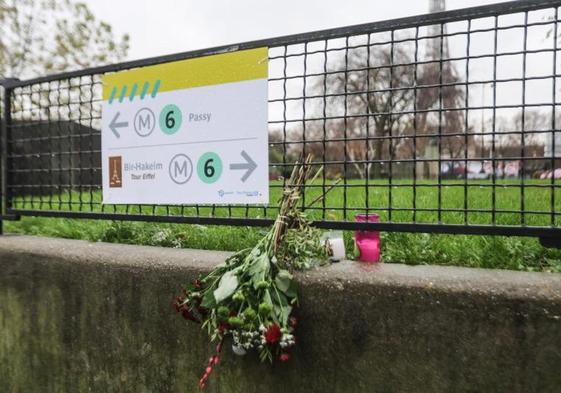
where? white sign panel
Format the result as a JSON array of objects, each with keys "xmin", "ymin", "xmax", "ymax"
[{"xmin": 101, "ymin": 48, "xmax": 269, "ymax": 204}]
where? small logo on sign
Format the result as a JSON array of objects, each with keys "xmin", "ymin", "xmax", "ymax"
[
  {"xmin": 109, "ymin": 156, "xmax": 122, "ymax": 188},
  {"xmin": 218, "ymin": 189, "xmax": 234, "ymax": 198},
  {"xmin": 134, "ymin": 107, "xmax": 156, "ymax": 137},
  {"xmin": 168, "ymin": 153, "xmax": 193, "ymax": 184}
]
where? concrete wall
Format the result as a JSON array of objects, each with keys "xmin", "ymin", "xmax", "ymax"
[{"xmin": 0, "ymin": 235, "xmax": 560, "ymax": 393}]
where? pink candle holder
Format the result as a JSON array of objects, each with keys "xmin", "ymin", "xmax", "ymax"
[{"xmin": 354, "ymin": 213, "xmax": 381, "ymax": 263}]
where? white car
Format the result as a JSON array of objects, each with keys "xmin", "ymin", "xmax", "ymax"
[{"xmin": 466, "ymin": 162, "xmax": 489, "ymax": 180}]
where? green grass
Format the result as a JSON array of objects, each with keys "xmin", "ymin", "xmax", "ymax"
[
  {"xmin": 4, "ymin": 179, "xmax": 561, "ymax": 273},
  {"xmin": 8, "ymin": 179, "xmax": 561, "ymax": 225}
]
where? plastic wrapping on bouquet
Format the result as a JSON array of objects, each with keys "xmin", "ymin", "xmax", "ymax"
[{"xmin": 354, "ymin": 214, "xmax": 381, "ymax": 263}]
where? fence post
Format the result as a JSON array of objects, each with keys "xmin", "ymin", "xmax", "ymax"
[{"xmin": 0, "ymin": 79, "xmax": 17, "ymax": 235}]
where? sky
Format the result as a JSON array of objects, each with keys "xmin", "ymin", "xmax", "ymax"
[{"xmin": 84, "ymin": 0, "xmax": 504, "ymax": 62}]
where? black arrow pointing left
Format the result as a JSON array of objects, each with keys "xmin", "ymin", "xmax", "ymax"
[{"xmin": 109, "ymin": 112, "xmax": 128, "ymax": 138}]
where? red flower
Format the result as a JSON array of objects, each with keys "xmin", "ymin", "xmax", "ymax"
[
  {"xmin": 279, "ymin": 353, "xmax": 290, "ymax": 362},
  {"xmin": 265, "ymin": 324, "xmax": 282, "ymax": 345},
  {"xmin": 218, "ymin": 323, "xmax": 230, "ymax": 335},
  {"xmin": 181, "ymin": 308, "xmax": 200, "ymax": 323},
  {"xmin": 173, "ymin": 296, "xmax": 185, "ymax": 313},
  {"xmin": 194, "ymin": 279, "xmax": 203, "ymax": 289}
]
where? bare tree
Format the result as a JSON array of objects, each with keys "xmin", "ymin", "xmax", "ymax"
[
  {"xmin": 302, "ymin": 34, "xmax": 466, "ymax": 180},
  {"xmin": 306, "ymin": 44, "xmax": 416, "ymax": 179},
  {"xmin": 1, "ymin": 0, "xmax": 130, "ymax": 126},
  {"xmin": 1, "ymin": 0, "xmax": 129, "ymax": 79}
]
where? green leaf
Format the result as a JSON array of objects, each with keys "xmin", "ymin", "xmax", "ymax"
[
  {"xmin": 279, "ymin": 305, "xmax": 292, "ymax": 326},
  {"xmin": 260, "ymin": 290, "xmax": 276, "ymax": 321},
  {"xmin": 274, "ymin": 290, "xmax": 288, "ymax": 307},
  {"xmin": 274, "ymin": 269, "xmax": 293, "ymax": 293},
  {"xmin": 213, "ymin": 270, "xmax": 239, "ymax": 303},
  {"xmin": 249, "ymin": 253, "xmax": 270, "ymax": 288},
  {"xmin": 200, "ymin": 290, "xmax": 216, "ymax": 309},
  {"xmin": 284, "ymin": 280, "xmax": 298, "ymax": 299},
  {"xmin": 263, "ymin": 289, "xmax": 274, "ymax": 308}
]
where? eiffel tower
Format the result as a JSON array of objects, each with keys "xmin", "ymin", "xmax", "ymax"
[
  {"xmin": 417, "ymin": 0, "xmax": 465, "ymax": 178},
  {"xmin": 428, "ymin": 0, "xmax": 448, "ymax": 62}
]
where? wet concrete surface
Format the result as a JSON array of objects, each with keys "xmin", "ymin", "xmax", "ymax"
[{"xmin": 0, "ymin": 235, "xmax": 560, "ymax": 392}]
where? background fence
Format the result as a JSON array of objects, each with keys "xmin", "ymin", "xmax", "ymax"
[{"xmin": 1, "ymin": 0, "xmax": 561, "ymax": 246}]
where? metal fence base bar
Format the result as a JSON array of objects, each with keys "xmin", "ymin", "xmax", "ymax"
[{"xmin": 9, "ymin": 209, "xmax": 561, "ymax": 248}]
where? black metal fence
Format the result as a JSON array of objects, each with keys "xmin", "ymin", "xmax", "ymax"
[{"xmin": 1, "ymin": 0, "xmax": 561, "ymax": 247}]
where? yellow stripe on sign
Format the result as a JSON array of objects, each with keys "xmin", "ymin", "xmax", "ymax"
[{"xmin": 103, "ymin": 47, "xmax": 268, "ymax": 101}]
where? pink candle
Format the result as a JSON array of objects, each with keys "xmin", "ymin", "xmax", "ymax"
[{"xmin": 354, "ymin": 214, "xmax": 381, "ymax": 263}]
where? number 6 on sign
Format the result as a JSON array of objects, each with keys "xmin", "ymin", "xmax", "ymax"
[
  {"xmin": 159, "ymin": 104, "xmax": 182, "ymax": 135},
  {"xmin": 197, "ymin": 152, "xmax": 222, "ymax": 184}
]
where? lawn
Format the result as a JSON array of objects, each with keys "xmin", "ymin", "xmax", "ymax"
[{"xmin": 4, "ymin": 179, "xmax": 561, "ymax": 273}]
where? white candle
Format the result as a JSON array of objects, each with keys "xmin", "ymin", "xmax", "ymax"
[{"xmin": 327, "ymin": 237, "xmax": 346, "ymax": 260}]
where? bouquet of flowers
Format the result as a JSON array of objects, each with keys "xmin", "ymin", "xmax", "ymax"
[{"xmin": 174, "ymin": 158, "xmax": 333, "ymax": 389}]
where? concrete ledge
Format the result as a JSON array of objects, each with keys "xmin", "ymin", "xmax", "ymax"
[{"xmin": 0, "ymin": 235, "xmax": 560, "ymax": 392}]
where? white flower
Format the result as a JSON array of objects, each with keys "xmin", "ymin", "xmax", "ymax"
[{"xmin": 232, "ymin": 344, "xmax": 247, "ymax": 356}]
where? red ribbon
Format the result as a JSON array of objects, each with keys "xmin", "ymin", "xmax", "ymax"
[{"xmin": 198, "ymin": 339, "xmax": 224, "ymax": 390}]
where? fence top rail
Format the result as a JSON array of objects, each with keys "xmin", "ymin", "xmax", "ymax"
[{"xmin": 2, "ymin": 0, "xmax": 561, "ymax": 89}]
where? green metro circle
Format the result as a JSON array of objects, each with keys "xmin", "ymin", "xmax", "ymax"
[
  {"xmin": 197, "ymin": 152, "xmax": 223, "ymax": 184},
  {"xmin": 159, "ymin": 104, "xmax": 182, "ymax": 135}
]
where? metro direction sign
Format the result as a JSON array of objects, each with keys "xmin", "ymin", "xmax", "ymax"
[{"xmin": 101, "ymin": 48, "xmax": 269, "ymax": 205}]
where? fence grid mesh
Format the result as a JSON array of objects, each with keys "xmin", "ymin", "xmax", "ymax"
[{"xmin": 1, "ymin": 0, "xmax": 560, "ymax": 241}]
